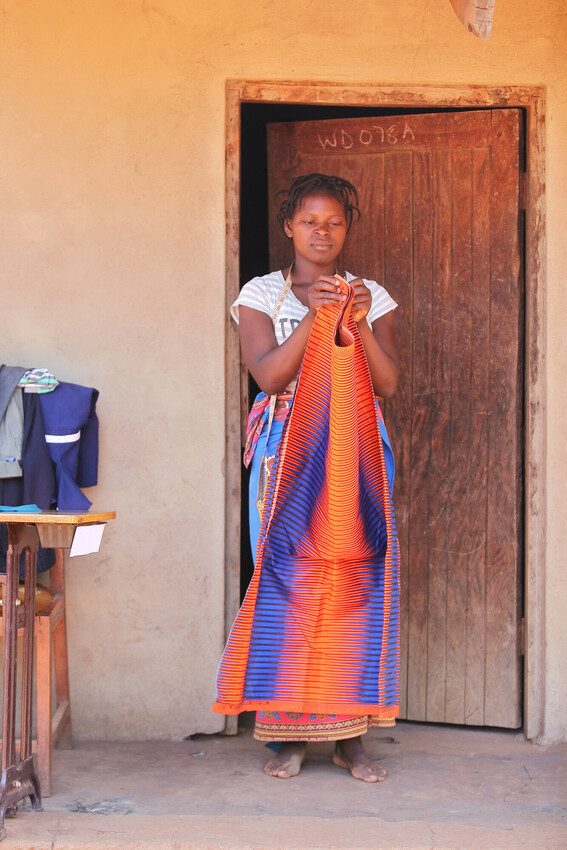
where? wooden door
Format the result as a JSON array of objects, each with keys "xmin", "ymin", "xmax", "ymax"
[{"xmin": 267, "ymin": 109, "xmax": 523, "ymax": 728}]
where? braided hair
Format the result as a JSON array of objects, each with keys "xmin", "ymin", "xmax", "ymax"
[{"xmin": 276, "ymin": 173, "xmax": 361, "ymax": 233}]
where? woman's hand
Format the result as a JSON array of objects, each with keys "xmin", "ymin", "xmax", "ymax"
[
  {"xmin": 348, "ymin": 277, "xmax": 372, "ymax": 323},
  {"xmin": 307, "ymin": 275, "xmax": 345, "ymax": 315}
]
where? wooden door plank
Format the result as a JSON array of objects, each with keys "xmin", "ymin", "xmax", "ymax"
[
  {"xmin": 293, "ymin": 112, "xmax": 493, "ymax": 158},
  {"xmin": 267, "ymin": 122, "xmax": 298, "ymax": 271},
  {"xmin": 383, "ymin": 150, "xmax": 413, "ymax": 718},
  {"xmin": 485, "ymin": 109, "xmax": 522, "ymax": 727},
  {"xmin": 445, "ymin": 147, "xmax": 474, "ymax": 724},
  {"xmin": 464, "ymin": 146, "xmax": 491, "ymax": 725},
  {"xmin": 299, "ymin": 152, "xmax": 387, "ymax": 284},
  {"xmin": 341, "ymin": 154, "xmax": 385, "ymax": 283},
  {"xmin": 425, "ymin": 148, "xmax": 452, "ymax": 722},
  {"xmin": 406, "ymin": 150, "xmax": 433, "ymax": 720}
]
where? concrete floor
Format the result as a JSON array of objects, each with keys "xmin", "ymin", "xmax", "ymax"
[{"xmin": 3, "ymin": 721, "xmax": 567, "ymax": 849}]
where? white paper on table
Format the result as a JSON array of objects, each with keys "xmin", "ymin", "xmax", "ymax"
[{"xmin": 69, "ymin": 523, "xmax": 106, "ymax": 557}]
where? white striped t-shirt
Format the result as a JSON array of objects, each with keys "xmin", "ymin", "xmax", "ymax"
[{"xmin": 230, "ymin": 270, "xmax": 397, "ymax": 346}]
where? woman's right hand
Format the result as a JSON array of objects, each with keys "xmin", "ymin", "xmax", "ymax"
[{"xmin": 307, "ymin": 275, "xmax": 346, "ymax": 315}]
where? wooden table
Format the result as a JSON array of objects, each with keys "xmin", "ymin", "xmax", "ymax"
[{"xmin": 0, "ymin": 510, "xmax": 115, "ymax": 838}]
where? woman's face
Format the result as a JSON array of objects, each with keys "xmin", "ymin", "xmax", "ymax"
[{"xmin": 284, "ymin": 192, "xmax": 348, "ymax": 266}]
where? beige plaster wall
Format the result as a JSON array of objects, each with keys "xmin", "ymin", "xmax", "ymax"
[{"xmin": 1, "ymin": 0, "xmax": 565, "ymax": 741}]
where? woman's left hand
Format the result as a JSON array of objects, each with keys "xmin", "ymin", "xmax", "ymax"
[{"xmin": 346, "ymin": 277, "xmax": 372, "ymax": 323}]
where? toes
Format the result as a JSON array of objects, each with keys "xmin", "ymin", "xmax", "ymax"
[
  {"xmin": 363, "ymin": 766, "xmax": 387, "ymax": 782},
  {"xmin": 264, "ymin": 759, "xmax": 296, "ymax": 778},
  {"xmin": 278, "ymin": 760, "xmax": 301, "ymax": 778},
  {"xmin": 359, "ymin": 768, "xmax": 379, "ymax": 783},
  {"xmin": 371, "ymin": 763, "xmax": 388, "ymax": 781},
  {"xmin": 336, "ymin": 756, "xmax": 388, "ymax": 783}
]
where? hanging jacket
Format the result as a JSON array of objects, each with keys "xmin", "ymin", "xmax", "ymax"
[
  {"xmin": 0, "ymin": 392, "xmax": 57, "ymax": 574},
  {"xmin": 0, "ymin": 365, "xmax": 27, "ymax": 478},
  {"xmin": 39, "ymin": 382, "xmax": 99, "ymax": 510}
]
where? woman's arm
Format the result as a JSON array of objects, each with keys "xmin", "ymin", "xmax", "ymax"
[
  {"xmin": 238, "ymin": 276, "xmax": 399, "ymax": 398},
  {"xmin": 357, "ymin": 312, "xmax": 399, "ymax": 398},
  {"xmin": 238, "ymin": 275, "xmax": 345, "ymax": 395},
  {"xmin": 348, "ymin": 276, "xmax": 399, "ymax": 398},
  {"xmin": 238, "ymin": 306, "xmax": 314, "ymax": 394}
]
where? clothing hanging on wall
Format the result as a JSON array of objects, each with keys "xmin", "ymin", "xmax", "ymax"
[
  {"xmin": 0, "ymin": 365, "xmax": 100, "ymax": 572},
  {"xmin": 0, "ymin": 389, "xmax": 24, "ymax": 478},
  {"xmin": 18, "ymin": 368, "xmax": 59, "ymax": 394},
  {"xmin": 39, "ymin": 381, "xmax": 99, "ymax": 511},
  {"xmin": 0, "ymin": 365, "xmax": 60, "ymax": 478},
  {"xmin": 0, "ymin": 390, "xmax": 56, "ymax": 574},
  {"xmin": 0, "ymin": 365, "xmax": 27, "ymax": 478}
]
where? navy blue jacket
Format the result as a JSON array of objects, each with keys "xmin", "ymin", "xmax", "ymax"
[{"xmin": 39, "ymin": 382, "xmax": 99, "ymax": 511}]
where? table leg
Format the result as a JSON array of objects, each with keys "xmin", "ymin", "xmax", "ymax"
[{"xmin": 0, "ymin": 524, "xmax": 42, "ymax": 838}]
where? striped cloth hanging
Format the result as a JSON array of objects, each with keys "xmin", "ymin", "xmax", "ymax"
[{"xmin": 213, "ymin": 278, "xmax": 400, "ymax": 723}]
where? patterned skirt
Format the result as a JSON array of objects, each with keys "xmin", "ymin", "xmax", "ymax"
[{"xmin": 255, "ymin": 710, "xmax": 395, "ymax": 743}]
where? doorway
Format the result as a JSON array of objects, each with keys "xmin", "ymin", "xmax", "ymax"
[
  {"xmin": 225, "ymin": 81, "xmax": 546, "ymax": 740},
  {"xmin": 239, "ymin": 103, "xmax": 450, "ymax": 582}
]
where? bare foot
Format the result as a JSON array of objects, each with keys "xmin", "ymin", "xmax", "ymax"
[
  {"xmin": 333, "ymin": 736, "xmax": 387, "ymax": 783},
  {"xmin": 263, "ymin": 742, "xmax": 307, "ymax": 778}
]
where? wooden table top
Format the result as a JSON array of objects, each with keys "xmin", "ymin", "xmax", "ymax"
[{"xmin": 0, "ymin": 510, "xmax": 116, "ymax": 525}]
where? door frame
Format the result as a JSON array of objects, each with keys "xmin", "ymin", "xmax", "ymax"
[{"xmin": 224, "ymin": 80, "xmax": 546, "ymax": 740}]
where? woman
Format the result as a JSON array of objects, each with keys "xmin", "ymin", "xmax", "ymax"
[{"xmin": 213, "ymin": 173, "xmax": 400, "ymax": 783}]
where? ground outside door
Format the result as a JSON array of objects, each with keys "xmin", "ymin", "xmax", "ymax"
[{"xmin": 267, "ymin": 108, "xmax": 524, "ymax": 728}]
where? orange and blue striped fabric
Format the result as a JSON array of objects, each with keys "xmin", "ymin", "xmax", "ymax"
[{"xmin": 213, "ymin": 279, "xmax": 400, "ymax": 722}]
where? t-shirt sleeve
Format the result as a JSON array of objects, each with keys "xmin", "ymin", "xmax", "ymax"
[
  {"xmin": 365, "ymin": 280, "xmax": 398, "ymax": 324},
  {"xmin": 230, "ymin": 278, "xmax": 272, "ymax": 323}
]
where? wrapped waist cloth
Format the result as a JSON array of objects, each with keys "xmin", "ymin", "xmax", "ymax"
[{"xmin": 243, "ymin": 391, "xmax": 293, "ymax": 468}]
